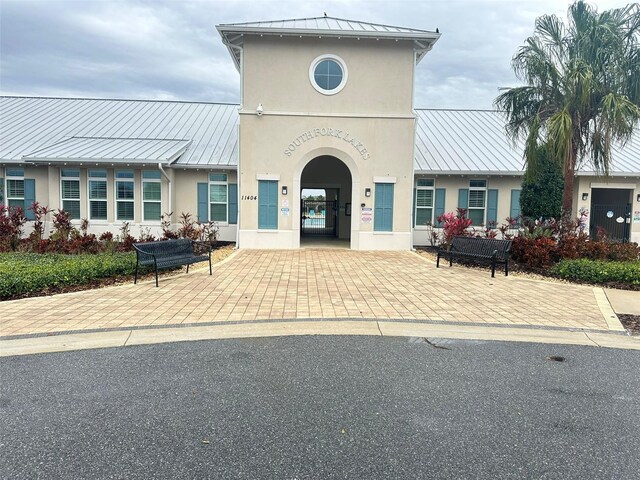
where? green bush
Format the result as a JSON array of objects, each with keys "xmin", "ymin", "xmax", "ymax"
[
  {"xmin": 0, "ymin": 252, "xmax": 138, "ymax": 300},
  {"xmin": 551, "ymin": 259, "xmax": 640, "ymax": 286}
]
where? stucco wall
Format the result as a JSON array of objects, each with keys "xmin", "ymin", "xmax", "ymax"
[
  {"xmin": 242, "ymin": 36, "xmax": 415, "ymax": 116},
  {"xmin": 238, "ymin": 34, "xmax": 416, "ymax": 250},
  {"xmin": 412, "ymin": 175, "xmax": 523, "ymax": 246}
]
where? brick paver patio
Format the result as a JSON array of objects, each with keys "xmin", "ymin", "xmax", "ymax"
[{"xmin": 0, "ymin": 249, "xmax": 611, "ymax": 337}]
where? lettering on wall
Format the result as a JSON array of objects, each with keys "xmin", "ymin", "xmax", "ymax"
[{"xmin": 284, "ymin": 128, "xmax": 370, "ymax": 160}]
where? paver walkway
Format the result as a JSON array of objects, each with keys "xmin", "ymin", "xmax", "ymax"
[{"xmin": 0, "ymin": 250, "xmax": 612, "ymax": 337}]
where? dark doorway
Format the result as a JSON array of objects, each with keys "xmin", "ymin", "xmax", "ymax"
[
  {"xmin": 299, "ymin": 156, "xmax": 352, "ymax": 244},
  {"xmin": 590, "ymin": 188, "xmax": 632, "ymax": 242}
]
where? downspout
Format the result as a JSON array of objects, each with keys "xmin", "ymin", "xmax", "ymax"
[
  {"xmin": 158, "ymin": 163, "xmax": 171, "ymax": 224},
  {"xmin": 410, "ymin": 48, "xmax": 418, "ymax": 251},
  {"xmin": 235, "ymin": 45, "xmax": 244, "ymax": 249}
]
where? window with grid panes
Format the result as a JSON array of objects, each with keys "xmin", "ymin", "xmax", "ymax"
[
  {"xmin": 115, "ymin": 170, "xmax": 134, "ymax": 221},
  {"xmin": 61, "ymin": 169, "xmax": 81, "ymax": 219},
  {"xmin": 88, "ymin": 170, "xmax": 108, "ymax": 220},
  {"xmin": 6, "ymin": 167, "xmax": 25, "ymax": 211},
  {"xmin": 415, "ymin": 179, "xmax": 434, "ymax": 226},
  {"xmin": 468, "ymin": 179, "xmax": 487, "ymax": 226},
  {"xmin": 142, "ymin": 171, "xmax": 162, "ymax": 221},
  {"xmin": 209, "ymin": 173, "xmax": 228, "ymax": 222}
]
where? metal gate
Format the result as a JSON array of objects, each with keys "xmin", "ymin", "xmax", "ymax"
[
  {"xmin": 589, "ymin": 203, "xmax": 631, "ymax": 242},
  {"xmin": 301, "ymin": 199, "xmax": 337, "ymax": 236}
]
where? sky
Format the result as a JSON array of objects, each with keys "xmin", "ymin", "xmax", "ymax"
[{"xmin": 0, "ymin": 0, "xmax": 632, "ymax": 109}]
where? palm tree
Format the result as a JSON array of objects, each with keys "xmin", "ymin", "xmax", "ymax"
[{"xmin": 495, "ymin": 1, "xmax": 640, "ymax": 218}]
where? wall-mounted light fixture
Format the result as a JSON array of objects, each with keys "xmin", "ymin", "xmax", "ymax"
[
  {"xmin": 281, "ymin": 186, "xmax": 288, "ymax": 195},
  {"xmin": 637, "ymin": 193, "xmax": 640, "ymax": 202},
  {"xmin": 365, "ymin": 188, "xmax": 371, "ymax": 197},
  {"xmin": 582, "ymin": 192, "xmax": 589, "ymax": 201},
  {"xmin": 256, "ymin": 103, "xmax": 264, "ymax": 116}
]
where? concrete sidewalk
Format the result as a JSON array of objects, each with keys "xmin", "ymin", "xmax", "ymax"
[
  {"xmin": 0, "ymin": 250, "xmax": 625, "ymax": 338},
  {"xmin": 605, "ymin": 288, "xmax": 640, "ymax": 315}
]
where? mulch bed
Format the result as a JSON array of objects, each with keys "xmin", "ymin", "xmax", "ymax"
[{"xmin": 618, "ymin": 314, "xmax": 640, "ymax": 336}]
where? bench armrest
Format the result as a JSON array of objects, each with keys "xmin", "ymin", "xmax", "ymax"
[{"xmin": 133, "ymin": 244, "xmax": 157, "ymax": 262}]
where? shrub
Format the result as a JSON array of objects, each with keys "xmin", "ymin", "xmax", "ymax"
[
  {"xmin": 551, "ymin": 259, "xmax": 640, "ymax": 287},
  {"xmin": 436, "ymin": 208, "xmax": 473, "ymax": 246},
  {"xmin": 520, "ymin": 145, "xmax": 564, "ymax": 220},
  {"xmin": 0, "ymin": 205, "xmax": 27, "ymax": 251},
  {"xmin": 511, "ymin": 236, "xmax": 558, "ymax": 268},
  {"xmin": 0, "ymin": 252, "xmax": 138, "ymax": 300}
]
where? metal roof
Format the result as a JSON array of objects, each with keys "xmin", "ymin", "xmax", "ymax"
[
  {"xmin": 0, "ymin": 96, "xmax": 238, "ymax": 168},
  {"xmin": 23, "ymin": 137, "xmax": 192, "ymax": 164},
  {"xmin": 414, "ymin": 109, "xmax": 640, "ymax": 176},
  {"xmin": 1, "ymin": 97, "xmax": 638, "ymax": 175},
  {"xmin": 217, "ymin": 16, "xmax": 440, "ymax": 70}
]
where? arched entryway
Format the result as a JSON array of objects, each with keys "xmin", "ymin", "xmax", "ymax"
[{"xmin": 299, "ymin": 155, "xmax": 352, "ymax": 248}]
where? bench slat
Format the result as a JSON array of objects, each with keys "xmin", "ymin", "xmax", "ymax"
[
  {"xmin": 436, "ymin": 235, "xmax": 512, "ymax": 277},
  {"xmin": 133, "ymin": 239, "xmax": 213, "ymax": 287}
]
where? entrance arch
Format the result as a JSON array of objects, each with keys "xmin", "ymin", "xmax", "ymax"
[{"xmin": 293, "ymin": 148, "xmax": 360, "ymax": 249}]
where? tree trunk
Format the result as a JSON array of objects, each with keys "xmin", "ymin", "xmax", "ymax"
[{"xmin": 561, "ymin": 144, "xmax": 577, "ymax": 220}]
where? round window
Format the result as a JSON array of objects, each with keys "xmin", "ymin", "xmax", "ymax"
[{"xmin": 309, "ymin": 55, "xmax": 348, "ymax": 95}]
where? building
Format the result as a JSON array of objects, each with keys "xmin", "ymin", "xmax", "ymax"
[{"xmin": 1, "ymin": 17, "xmax": 639, "ymax": 246}]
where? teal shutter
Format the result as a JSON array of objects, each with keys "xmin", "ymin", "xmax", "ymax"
[
  {"xmin": 510, "ymin": 189, "xmax": 521, "ymax": 220},
  {"xmin": 24, "ymin": 179, "xmax": 35, "ymax": 220},
  {"xmin": 374, "ymin": 183, "xmax": 394, "ymax": 232},
  {"xmin": 458, "ymin": 189, "xmax": 469, "ymax": 210},
  {"xmin": 197, "ymin": 182, "xmax": 208, "ymax": 222},
  {"xmin": 434, "ymin": 188, "xmax": 446, "ymax": 226},
  {"xmin": 487, "ymin": 189, "xmax": 498, "ymax": 226},
  {"xmin": 412, "ymin": 188, "xmax": 416, "ymax": 227},
  {"xmin": 228, "ymin": 183, "xmax": 238, "ymax": 224},
  {"xmin": 258, "ymin": 180, "xmax": 278, "ymax": 229},
  {"xmin": 0, "ymin": 177, "xmax": 3, "ymax": 204}
]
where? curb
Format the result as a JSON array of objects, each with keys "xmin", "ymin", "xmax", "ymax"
[{"xmin": 1, "ymin": 319, "xmax": 638, "ymax": 357}]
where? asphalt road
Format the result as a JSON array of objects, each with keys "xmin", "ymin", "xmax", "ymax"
[{"xmin": 1, "ymin": 335, "xmax": 639, "ymax": 479}]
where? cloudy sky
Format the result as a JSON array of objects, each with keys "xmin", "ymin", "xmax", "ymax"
[{"xmin": 0, "ymin": 0, "xmax": 632, "ymax": 109}]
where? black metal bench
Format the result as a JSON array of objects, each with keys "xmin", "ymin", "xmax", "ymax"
[
  {"xmin": 436, "ymin": 236, "xmax": 512, "ymax": 277},
  {"xmin": 133, "ymin": 239, "xmax": 212, "ymax": 287}
]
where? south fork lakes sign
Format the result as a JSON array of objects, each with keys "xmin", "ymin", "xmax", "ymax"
[{"xmin": 284, "ymin": 128, "xmax": 370, "ymax": 160}]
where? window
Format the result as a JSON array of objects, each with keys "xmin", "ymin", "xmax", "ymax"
[
  {"xmin": 6, "ymin": 167, "xmax": 25, "ymax": 211},
  {"xmin": 468, "ymin": 179, "xmax": 487, "ymax": 226},
  {"xmin": 309, "ymin": 54, "xmax": 348, "ymax": 95},
  {"xmin": 142, "ymin": 171, "xmax": 162, "ymax": 221},
  {"xmin": 88, "ymin": 170, "xmax": 108, "ymax": 220},
  {"xmin": 60, "ymin": 169, "xmax": 80, "ymax": 219},
  {"xmin": 374, "ymin": 183, "xmax": 394, "ymax": 232},
  {"xmin": 209, "ymin": 173, "xmax": 228, "ymax": 222},
  {"xmin": 415, "ymin": 179, "xmax": 434, "ymax": 226},
  {"xmin": 115, "ymin": 170, "xmax": 134, "ymax": 221},
  {"xmin": 258, "ymin": 180, "xmax": 278, "ymax": 230}
]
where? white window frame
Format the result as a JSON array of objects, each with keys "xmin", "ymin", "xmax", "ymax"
[
  {"xmin": 468, "ymin": 179, "xmax": 487, "ymax": 226},
  {"xmin": 60, "ymin": 168, "xmax": 81, "ymax": 219},
  {"xmin": 209, "ymin": 173, "xmax": 228, "ymax": 224},
  {"xmin": 415, "ymin": 178, "xmax": 435, "ymax": 228},
  {"xmin": 115, "ymin": 170, "xmax": 135, "ymax": 222},
  {"xmin": 142, "ymin": 171, "xmax": 162, "ymax": 222},
  {"xmin": 309, "ymin": 54, "xmax": 348, "ymax": 95},
  {"xmin": 5, "ymin": 167, "xmax": 25, "ymax": 212},
  {"xmin": 88, "ymin": 170, "xmax": 108, "ymax": 222}
]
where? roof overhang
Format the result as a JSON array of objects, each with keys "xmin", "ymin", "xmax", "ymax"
[
  {"xmin": 216, "ymin": 23, "xmax": 440, "ymax": 71},
  {"xmin": 22, "ymin": 137, "xmax": 192, "ymax": 166}
]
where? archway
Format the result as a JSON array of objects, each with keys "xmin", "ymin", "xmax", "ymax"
[{"xmin": 299, "ymin": 155, "xmax": 353, "ymax": 248}]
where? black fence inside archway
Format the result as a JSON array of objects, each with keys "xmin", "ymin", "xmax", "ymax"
[
  {"xmin": 589, "ymin": 203, "xmax": 631, "ymax": 242},
  {"xmin": 301, "ymin": 200, "xmax": 337, "ymax": 236}
]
